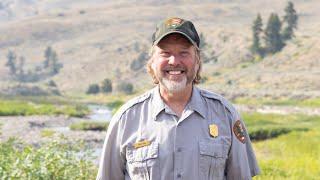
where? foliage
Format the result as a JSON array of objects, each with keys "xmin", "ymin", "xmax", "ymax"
[
  {"xmin": 250, "ymin": 14, "xmax": 263, "ymax": 56},
  {"xmin": 0, "ymin": 99, "xmax": 89, "ymax": 117},
  {"xmin": 282, "ymin": 1, "xmax": 298, "ymax": 41},
  {"xmin": 5, "ymin": 46, "xmax": 63, "ymax": 83},
  {"xmin": 5, "ymin": 50, "xmax": 17, "ymax": 75},
  {"xmin": 47, "ymin": 80, "xmax": 57, "ymax": 87},
  {"xmin": 86, "ymin": 84, "xmax": 100, "ymax": 94},
  {"xmin": 243, "ymin": 112, "xmax": 320, "ymax": 141},
  {"xmin": 253, "ymin": 130, "xmax": 320, "ymax": 179},
  {"xmin": 70, "ymin": 121, "xmax": 109, "ymax": 131},
  {"xmin": 44, "ymin": 46, "xmax": 63, "ymax": 75},
  {"xmin": 130, "ymin": 51, "xmax": 149, "ymax": 71},
  {"xmin": 0, "ymin": 137, "xmax": 97, "ymax": 179},
  {"xmin": 264, "ymin": 13, "xmax": 284, "ymax": 54},
  {"xmin": 101, "ymin": 78, "xmax": 112, "ymax": 93},
  {"xmin": 40, "ymin": 129, "xmax": 56, "ymax": 137},
  {"xmin": 199, "ymin": 33, "xmax": 217, "ymax": 63},
  {"xmin": 117, "ymin": 82, "xmax": 134, "ymax": 94}
]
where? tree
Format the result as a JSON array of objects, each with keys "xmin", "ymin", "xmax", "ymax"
[
  {"xmin": 282, "ymin": 1, "xmax": 298, "ymax": 41},
  {"xmin": 5, "ymin": 50, "xmax": 17, "ymax": 75},
  {"xmin": 17, "ymin": 56, "xmax": 25, "ymax": 75},
  {"xmin": 250, "ymin": 14, "xmax": 263, "ymax": 56},
  {"xmin": 86, "ymin": 84, "xmax": 100, "ymax": 94},
  {"xmin": 101, "ymin": 78, "xmax": 112, "ymax": 93},
  {"xmin": 43, "ymin": 46, "xmax": 63, "ymax": 75},
  {"xmin": 117, "ymin": 82, "xmax": 134, "ymax": 94},
  {"xmin": 264, "ymin": 13, "xmax": 284, "ymax": 54},
  {"xmin": 44, "ymin": 46, "xmax": 53, "ymax": 68}
]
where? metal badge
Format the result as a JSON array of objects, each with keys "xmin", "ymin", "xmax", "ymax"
[{"xmin": 209, "ymin": 124, "xmax": 219, "ymax": 138}]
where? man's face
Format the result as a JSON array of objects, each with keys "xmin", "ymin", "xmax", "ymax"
[{"xmin": 151, "ymin": 34, "xmax": 199, "ymax": 93}]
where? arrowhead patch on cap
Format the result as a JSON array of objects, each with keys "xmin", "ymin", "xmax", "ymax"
[
  {"xmin": 233, "ymin": 120, "xmax": 246, "ymax": 144},
  {"xmin": 166, "ymin": 17, "xmax": 183, "ymax": 27}
]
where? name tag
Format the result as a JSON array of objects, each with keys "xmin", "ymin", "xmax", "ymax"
[{"xmin": 133, "ymin": 140, "xmax": 151, "ymax": 149}]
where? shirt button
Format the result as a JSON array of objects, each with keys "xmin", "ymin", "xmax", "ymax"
[
  {"xmin": 177, "ymin": 173, "xmax": 182, "ymax": 178},
  {"xmin": 177, "ymin": 148, "xmax": 182, "ymax": 152}
]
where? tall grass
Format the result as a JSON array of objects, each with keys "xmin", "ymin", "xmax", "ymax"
[
  {"xmin": 0, "ymin": 100, "xmax": 89, "ymax": 117},
  {"xmin": 246, "ymin": 113, "xmax": 320, "ymax": 179},
  {"xmin": 253, "ymin": 130, "xmax": 320, "ymax": 179}
]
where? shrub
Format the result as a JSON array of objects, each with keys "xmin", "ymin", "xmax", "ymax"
[
  {"xmin": 0, "ymin": 137, "xmax": 97, "ymax": 179},
  {"xmin": 117, "ymin": 82, "xmax": 134, "ymax": 94},
  {"xmin": 101, "ymin": 78, "xmax": 112, "ymax": 93},
  {"xmin": 70, "ymin": 121, "xmax": 109, "ymax": 131},
  {"xmin": 86, "ymin": 84, "xmax": 100, "ymax": 94}
]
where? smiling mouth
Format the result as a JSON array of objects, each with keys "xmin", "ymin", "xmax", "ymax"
[{"xmin": 166, "ymin": 70, "xmax": 185, "ymax": 75}]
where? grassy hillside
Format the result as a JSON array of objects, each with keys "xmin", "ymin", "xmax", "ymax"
[{"xmin": 0, "ymin": 0, "xmax": 319, "ymax": 98}]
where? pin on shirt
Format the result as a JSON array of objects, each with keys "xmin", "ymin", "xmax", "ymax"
[
  {"xmin": 209, "ymin": 124, "xmax": 219, "ymax": 138},
  {"xmin": 133, "ymin": 140, "xmax": 151, "ymax": 149}
]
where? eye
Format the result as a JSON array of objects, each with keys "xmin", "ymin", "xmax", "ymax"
[
  {"xmin": 160, "ymin": 51, "xmax": 170, "ymax": 57},
  {"xmin": 180, "ymin": 51, "xmax": 190, "ymax": 57}
]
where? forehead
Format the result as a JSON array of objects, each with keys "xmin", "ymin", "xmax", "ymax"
[{"xmin": 157, "ymin": 33, "xmax": 192, "ymax": 49}]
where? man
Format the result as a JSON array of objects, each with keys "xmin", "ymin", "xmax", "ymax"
[{"xmin": 97, "ymin": 17, "xmax": 260, "ymax": 180}]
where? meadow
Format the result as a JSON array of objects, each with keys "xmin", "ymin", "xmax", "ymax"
[
  {"xmin": 0, "ymin": 96, "xmax": 319, "ymax": 179},
  {"xmin": 0, "ymin": 97, "xmax": 89, "ymax": 117}
]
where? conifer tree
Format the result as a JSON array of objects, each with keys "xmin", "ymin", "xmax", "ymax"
[
  {"xmin": 282, "ymin": 1, "xmax": 298, "ymax": 41},
  {"xmin": 5, "ymin": 50, "xmax": 17, "ymax": 75},
  {"xmin": 264, "ymin": 13, "xmax": 284, "ymax": 54},
  {"xmin": 251, "ymin": 14, "xmax": 263, "ymax": 56}
]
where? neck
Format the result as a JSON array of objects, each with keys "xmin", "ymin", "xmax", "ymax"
[{"xmin": 159, "ymin": 84, "xmax": 193, "ymax": 117}]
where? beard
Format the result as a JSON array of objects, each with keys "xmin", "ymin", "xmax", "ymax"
[
  {"xmin": 161, "ymin": 75, "xmax": 188, "ymax": 93},
  {"xmin": 157, "ymin": 65, "xmax": 196, "ymax": 93}
]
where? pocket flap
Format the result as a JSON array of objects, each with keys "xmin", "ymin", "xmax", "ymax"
[
  {"xmin": 199, "ymin": 141, "xmax": 228, "ymax": 158},
  {"xmin": 127, "ymin": 141, "xmax": 158, "ymax": 163}
]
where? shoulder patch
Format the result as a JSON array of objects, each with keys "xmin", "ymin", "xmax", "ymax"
[{"xmin": 233, "ymin": 120, "xmax": 246, "ymax": 144}]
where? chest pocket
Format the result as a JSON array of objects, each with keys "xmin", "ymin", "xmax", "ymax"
[
  {"xmin": 126, "ymin": 142, "xmax": 160, "ymax": 180},
  {"xmin": 199, "ymin": 140, "xmax": 229, "ymax": 180}
]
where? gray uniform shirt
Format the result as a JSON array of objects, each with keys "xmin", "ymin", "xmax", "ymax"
[{"xmin": 96, "ymin": 86, "xmax": 260, "ymax": 180}]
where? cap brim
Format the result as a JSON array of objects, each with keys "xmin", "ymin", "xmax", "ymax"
[{"xmin": 153, "ymin": 30, "xmax": 199, "ymax": 50}]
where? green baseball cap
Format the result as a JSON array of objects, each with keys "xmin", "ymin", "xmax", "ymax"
[{"xmin": 152, "ymin": 17, "xmax": 200, "ymax": 49}]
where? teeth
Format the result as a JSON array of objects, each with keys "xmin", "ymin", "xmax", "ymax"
[{"xmin": 168, "ymin": 71, "xmax": 182, "ymax": 75}]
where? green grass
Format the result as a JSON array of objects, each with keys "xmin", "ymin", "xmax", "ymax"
[
  {"xmin": 253, "ymin": 130, "xmax": 320, "ymax": 179},
  {"xmin": 234, "ymin": 97, "xmax": 320, "ymax": 108},
  {"xmin": 70, "ymin": 121, "xmax": 109, "ymax": 131},
  {"xmin": 40, "ymin": 129, "xmax": 56, "ymax": 137},
  {"xmin": 243, "ymin": 112, "xmax": 319, "ymax": 140},
  {"xmin": 0, "ymin": 99, "xmax": 89, "ymax": 117},
  {"xmin": 244, "ymin": 112, "xmax": 320, "ymax": 179}
]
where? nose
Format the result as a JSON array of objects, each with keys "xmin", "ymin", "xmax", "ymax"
[{"xmin": 168, "ymin": 55, "xmax": 180, "ymax": 66}]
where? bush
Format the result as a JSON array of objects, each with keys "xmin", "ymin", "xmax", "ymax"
[
  {"xmin": 249, "ymin": 127, "xmax": 307, "ymax": 141},
  {"xmin": 117, "ymin": 82, "xmax": 134, "ymax": 94},
  {"xmin": 86, "ymin": 84, "xmax": 100, "ymax": 94},
  {"xmin": 101, "ymin": 78, "xmax": 112, "ymax": 93},
  {"xmin": 0, "ymin": 137, "xmax": 97, "ymax": 179},
  {"xmin": 70, "ymin": 121, "xmax": 109, "ymax": 131}
]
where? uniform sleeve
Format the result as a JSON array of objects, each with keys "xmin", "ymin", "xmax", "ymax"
[
  {"xmin": 96, "ymin": 113, "xmax": 125, "ymax": 180},
  {"xmin": 225, "ymin": 108, "xmax": 260, "ymax": 180}
]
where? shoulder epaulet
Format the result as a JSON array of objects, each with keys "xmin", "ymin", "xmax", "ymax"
[
  {"xmin": 200, "ymin": 88, "xmax": 239, "ymax": 119},
  {"xmin": 112, "ymin": 89, "xmax": 152, "ymax": 120}
]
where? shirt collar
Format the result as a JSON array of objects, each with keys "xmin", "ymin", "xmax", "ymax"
[{"xmin": 151, "ymin": 85, "xmax": 206, "ymax": 120}]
